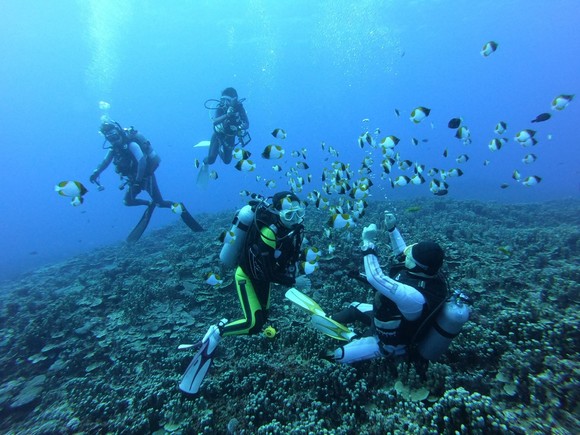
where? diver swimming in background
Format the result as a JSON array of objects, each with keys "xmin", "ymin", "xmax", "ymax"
[
  {"xmin": 89, "ymin": 118, "xmax": 204, "ymax": 242},
  {"xmin": 197, "ymin": 87, "xmax": 250, "ymax": 185},
  {"xmin": 179, "ymin": 191, "xmax": 310, "ymax": 395}
]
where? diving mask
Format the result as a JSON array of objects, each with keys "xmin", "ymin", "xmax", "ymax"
[{"xmin": 279, "ymin": 203, "xmax": 305, "ymax": 227}]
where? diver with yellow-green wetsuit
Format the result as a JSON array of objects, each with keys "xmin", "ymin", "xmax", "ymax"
[{"xmin": 179, "ymin": 191, "xmax": 308, "ymax": 394}]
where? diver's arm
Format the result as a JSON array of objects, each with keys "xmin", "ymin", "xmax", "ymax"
[
  {"xmin": 212, "ymin": 107, "xmax": 228, "ymax": 126},
  {"xmin": 128, "ymin": 142, "xmax": 146, "ymax": 182},
  {"xmin": 93, "ymin": 150, "xmax": 114, "ymax": 176},
  {"xmin": 388, "ymin": 228, "xmax": 406, "ymax": 257},
  {"xmin": 362, "ymin": 243, "xmax": 425, "ymax": 320}
]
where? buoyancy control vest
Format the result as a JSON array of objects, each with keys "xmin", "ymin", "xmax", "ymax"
[
  {"xmin": 112, "ymin": 127, "xmax": 160, "ymax": 177},
  {"xmin": 219, "ymin": 200, "xmax": 302, "ymax": 285},
  {"xmin": 373, "ymin": 264, "xmax": 448, "ymax": 350}
]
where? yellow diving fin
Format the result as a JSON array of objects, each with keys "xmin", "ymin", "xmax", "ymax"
[
  {"xmin": 310, "ymin": 314, "xmax": 355, "ymax": 341},
  {"xmin": 285, "ymin": 288, "xmax": 355, "ymax": 341},
  {"xmin": 285, "ymin": 288, "xmax": 326, "ymax": 316}
]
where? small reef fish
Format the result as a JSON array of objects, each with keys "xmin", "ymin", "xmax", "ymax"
[
  {"xmin": 391, "ymin": 176, "xmax": 411, "ymax": 188},
  {"xmin": 481, "ymin": 41, "xmax": 498, "ymax": 57},
  {"xmin": 272, "ymin": 164, "xmax": 282, "ymax": 172},
  {"xmin": 514, "ymin": 129, "xmax": 536, "ymax": 142},
  {"xmin": 358, "ymin": 132, "xmax": 374, "ymax": 148},
  {"xmin": 98, "ymin": 101, "xmax": 111, "ymax": 110},
  {"xmin": 233, "ymin": 147, "xmax": 251, "ymax": 160},
  {"xmin": 381, "ymin": 136, "xmax": 400, "ymax": 148},
  {"xmin": 304, "ymin": 247, "xmax": 321, "ymax": 262},
  {"xmin": 456, "ymin": 154, "xmax": 469, "ymax": 164},
  {"xmin": 500, "ymin": 184, "xmax": 509, "ymax": 189},
  {"xmin": 327, "ymin": 244, "xmax": 336, "ymax": 255},
  {"xmin": 410, "ymin": 173, "xmax": 426, "ymax": 185},
  {"xmin": 455, "ymin": 126, "xmax": 471, "ymax": 143},
  {"xmin": 531, "ymin": 113, "xmax": 551, "ymax": 123},
  {"xmin": 411, "ymin": 137, "xmax": 419, "ymax": 146},
  {"xmin": 512, "ymin": 170, "xmax": 521, "ymax": 181},
  {"xmin": 171, "ymin": 203, "xmax": 184, "ymax": 215},
  {"xmin": 398, "ymin": 160, "xmax": 413, "ymax": 171},
  {"xmin": 445, "ymin": 168, "xmax": 464, "ymax": 178},
  {"xmin": 55, "ymin": 181, "xmax": 88, "ymax": 198},
  {"xmin": 521, "ymin": 176, "xmax": 542, "ymax": 186},
  {"xmin": 410, "ymin": 106, "xmax": 431, "ymax": 124},
  {"xmin": 209, "ymin": 170, "xmax": 218, "ymax": 180},
  {"xmin": 551, "ymin": 94, "xmax": 574, "ymax": 111},
  {"xmin": 489, "ymin": 138, "xmax": 507, "ymax": 151},
  {"xmin": 498, "ymin": 246, "xmax": 513, "ymax": 256},
  {"xmin": 406, "ymin": 206, "xmax": 422, "ymax": 213},
  {"xmin": 328, "ymin": 213, "xmax": 355, "ymax": 229},
  {"xmin": 429, "ymin": 179, "xmax": 449, "ymax": 196},
  {"xmin": 205, "ymin": 273, "xmax": 223, "ymax": 286},
  {"xmin": 394, "ymin": 109, "xmax": 400, "ymax": 117},
  {"xmin": 301, "ymin": 261, "xmax": 319, "ymax": 275},
  {"xmin": 271, "ymin": 128, "xmax": 287, "ymax": 139},
  {"xmin": 494, "ymin": 121, "xmax": 507, "ymax": 135},
  {"xmin": 296, "ymin": 162, "xmax": 309, "ymax": 170},
  {"xmin": 443, "ymin": 149, "xmax": 448, "ymax": 158},
  {"xmin": 448, "ymin": 118, "xmax": 462, "ymax": 129},
  {"xmin": 70, "ymin": 196, "xmax": 84, "ymax": 206},
  {"xmin": 522, "ymin": 154, "xmax": 537, "ymax": 164},
  {"xmin": 194, "ymin": 158, "xmax": 201, "ymax": 169},
  {"xmin": 362, "ymin": 118, "xmax": 370, "ymax": 123},
  {"xmin": 262, "ymin": 145, "xmax": 285, "ymax": 159},
  {"xmin": 235, "ymin": 159, "xmax": 256, "ymax": 172},
  {"xmin": 265, "ymin": 180, "xmax": 276, "ymax": 189}
]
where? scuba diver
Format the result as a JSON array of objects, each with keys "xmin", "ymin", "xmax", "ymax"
[
  {"xmin": 179, "ymin": 191, "xmax": 309, "ymax": 394},
  {"xmin": 89, "ymin": 118, "xmax": 204, "ymax": 242},
  {"xmin": 197, "ymin": 87, "xmax": 250, "ymax": 185},
  {"xmin": 287, "ymin": 211, "xmax": 469, "ymax": 371}
]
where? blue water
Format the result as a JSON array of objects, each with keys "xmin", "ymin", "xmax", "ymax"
[{"xmin": 1, "ymin": 0, "xmax": 578, "ymax": 281}]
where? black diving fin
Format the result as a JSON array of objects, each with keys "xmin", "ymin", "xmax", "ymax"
[
  {"xmin": 127, "ymin": 203, "xmax": 156, "ymax": 243},
  {"xmin": 181, "ymin": 209, "xmax": 204, "ymax": 232}
]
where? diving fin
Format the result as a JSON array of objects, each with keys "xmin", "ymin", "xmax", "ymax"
[
  {"xmin": 179, "ymin": 322, "xmax": 224, "ymax": 395},
  {"xmin": 285, "ymin": 288, "xmax": 326, "ymax": 316},
  {"xmin": 196, "ymin": 163, "xmax": 209, "ymax": 187},
  {"xmin": 310, "ymin": 314, "xmax": 356, "ymax": 341},
  {"xmin": 181, "ymin": 208, "xmax": 204, "ymax": 232},
  {"xmin": 127, "ymin": 202, "xmax": 156, "ymax": 244}
]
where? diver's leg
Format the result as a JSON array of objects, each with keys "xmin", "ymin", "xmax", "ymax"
[
  {"xmin": 329, "ymin": 336, "xmax": 383, "ymax": 363},
  {"xmin": 332, "ymin": 302, "xmax": 373, "ymax": 327},
  {"xmin": 147, "ymin": 175, "xmax": 172, "ymax": 208},
  {"xmin": 221, "ymin": 136, "xmax": 235, "ymax": 164},
  {"xmin": 221, "ymin": 267, "xmax": 269, "ymax": 337},
  {"xmin": 204, "ymin": 133, "xmax": 220, "ymax": 165},
  {"xmin": 123, "ymin": 184, "xmax": 149, "ymax": 206}
]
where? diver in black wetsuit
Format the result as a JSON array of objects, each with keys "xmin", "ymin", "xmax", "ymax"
[
  {"xmin": 204, "ymin": 87, "xmax": 250, "ymax": 166},
  {"xmin": 90, "ymin": 119, "xmax": 203, "ymax": 241}
]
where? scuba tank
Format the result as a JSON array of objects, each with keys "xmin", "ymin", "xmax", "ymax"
[
  {"xmin": 219, "ymin": 204, "xmax": 256, "ymax": 268},
  {"xmin": 417, "ymin": 290, "xmax": 470, "ymax": 361}
]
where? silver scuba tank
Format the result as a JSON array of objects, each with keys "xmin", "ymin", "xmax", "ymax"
[
  {"xmin": 417, "ymin": 290, "xmax": 470, "ymax": 361},
  {"xmin": 219, "ymin": 204, "xmax": 255, "ymax": 268}
]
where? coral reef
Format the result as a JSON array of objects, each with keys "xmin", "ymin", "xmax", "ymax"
[{"xmin": 0, "ymin": 198, "xmax": 578, "ymax": 434}]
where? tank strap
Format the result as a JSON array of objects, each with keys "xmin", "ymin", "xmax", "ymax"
[
  {"xmin": 232, "ymin": 215, "xmax": 250, "ymax": 232},
  {"xmin": 432, "ymin": 320, "xmax": 460, "ymax": 339}
]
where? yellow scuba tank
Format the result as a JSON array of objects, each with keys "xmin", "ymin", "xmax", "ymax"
[{"xmin": 219, "ymin": 204, "xmax": 255, "ymax": 268}]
